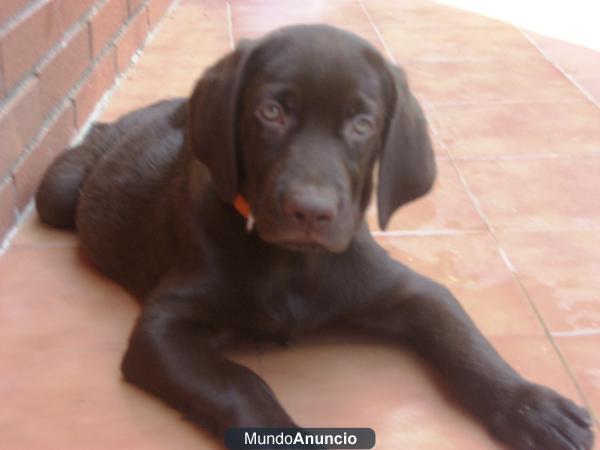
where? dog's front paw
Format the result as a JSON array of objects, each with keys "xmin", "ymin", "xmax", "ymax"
[{"xmin": 491, "ymin": 382, "xmax": 594, "ymax": 450}]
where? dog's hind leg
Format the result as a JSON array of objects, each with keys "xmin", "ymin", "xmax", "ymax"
[{"xmin": 35, "ymin": 124, "xmax": 110, "ymax": 229}]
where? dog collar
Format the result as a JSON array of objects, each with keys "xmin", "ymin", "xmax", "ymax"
[{"xmin": 234, "ymin": 195, "xmax": 255, "ymax": 231}]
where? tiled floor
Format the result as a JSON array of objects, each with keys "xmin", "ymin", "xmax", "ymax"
[{"xmin": 1, "ymin": 0, "xmax": 599, "ymax": 449}]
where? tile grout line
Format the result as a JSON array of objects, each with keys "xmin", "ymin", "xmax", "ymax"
[
  {"xmin": 430, "ymin": 98, "xmax": 594, "ymax": 106},
  {"xmin": 357, "ymin": 0, "xmax": 395, "ymax": 63},
  {"xmin": 551, "ymin": 329, "xmax": 600, "ymax": 338},
  {"xmin": 371, "ymin": 229, "xmax": 484, "ymax": 237},
  {"xmin": 226, "ymin": 0, "xmax": 235, "ymax": 50},
  {"xmin": 517, "ymin": 27, "xmax": 600, "ymax": 109},
  {"xmin": 358, "ymin": 0, "xmax": 453, "ymax": 164},
  {"xmin": 500, "ymin": 247, "xmax": 597, "ymax": 418},
  {"xmin": 443, "ymin": 147, "xmax": 495, "ymax": 235},
  {"xmin": 497, "ymin": 247, "xmax": 517, "ymax": 273},
  {"xmin": 415, "ymin": 98, "xmax": 591, "ymax": 107},
  {"xmin": 374, "ymin": 226, "xmax": 600, "ymax": 237},
  {"xmin": 450, "ymin": 153, "xmax": 600, "ymax": 162},
  {"xmin": 0, "ymin": 203, "xmax": 34, "ymax": 254},
  {"xmin": 427, "ymin": 105, "xmax": 600, "ymax": 162}
]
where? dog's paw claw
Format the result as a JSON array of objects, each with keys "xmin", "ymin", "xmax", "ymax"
[{"xmin": 491, "ymin": 383, "xmax": 594, "ymax": 450}]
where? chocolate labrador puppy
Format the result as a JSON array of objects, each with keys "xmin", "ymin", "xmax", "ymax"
[{"xmin": 36, "ymin": 25, "xmax": 593, "ymax": 450}]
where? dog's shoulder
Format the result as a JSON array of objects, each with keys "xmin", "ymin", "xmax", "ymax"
[{"xmin": 82, "ymin": 98, "xmax": 187, "ymax": 152}]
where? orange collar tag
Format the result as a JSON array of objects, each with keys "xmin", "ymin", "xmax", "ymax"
[{"xmin": 233, "ymin": 195, "xmax": 255, "ymax": 231}]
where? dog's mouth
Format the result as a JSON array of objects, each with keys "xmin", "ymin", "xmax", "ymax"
[
  {"xmin": 278, "ymin": 240, "xmax": 327, "ymax": 253},
  {"xmin": 259, "ymin": 229, "xmax": 349, "ymax": 254}
]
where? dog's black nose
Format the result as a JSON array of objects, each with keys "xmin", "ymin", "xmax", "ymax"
[{"xmin": 283, "ymin": 188, "xmax": 337, "ymax": 229}]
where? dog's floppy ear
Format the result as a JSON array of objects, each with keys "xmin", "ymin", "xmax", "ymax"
[
  {"xmin": 377, "ymin": 65, "xmax": 436, "ymax": 230},
  {"xmin": 187, "ymin": 41, "xmax": 254, "ymax": 203}
]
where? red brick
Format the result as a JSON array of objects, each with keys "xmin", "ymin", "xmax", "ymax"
[
  {"xmin": 89, "ymin": 0, "xmax": 128, "ymax": 58},
  {"xmin": 13, "ymin": 104, "xmax": 75, "ymax": 211},
  {"xmin": 58, "ymin": 0, "xmax": 96, "ymax": 29},
  {"xmin": 0, "ymin": 78, "xmax": 43, "ymax": 175},
  {"xmin": 43, "ymin": 104, "xmax": 76, "ymax": 160},
  {"xmin": 0, "ymin": 0, "xmax": 31, "ymax": 26},
  {"xmin": 147, "ymin": 0, "xmax": 173, "ymax": 29},
  {"xmin": 0, "ymin": 177, "xmax": 17, "ymax": 242},
  {"xmin": 73, "ymin": 48, "xmax": 117, "ymax": 127},
  {"xmin": 0, "ymin": 118, "xmax": 20, "ymax": 179},
  {"xmin": 38, "ymin": 26, "xmax": 91, "ymax": 119},
  {"xmin": 115, "ymin": 8, "xmax": 148, "ymax": 73},
  {"xmin": 0, "ymin": 0, "xmax": 64, "ymax": 92},
  {"xmin": 127, "ymin": 0, "xmax": 146, "ymax": 16}
]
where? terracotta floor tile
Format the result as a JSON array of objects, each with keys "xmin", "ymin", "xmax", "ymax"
[
  {"xmin": 457, "ymin": 158, "xmax": 600, "ymax": 230},
  {"xmin": 100, "ymin": 89, "xmax": 165, "ymax": 123},
  {"xmin": 149, "ymin": 29, "xmax": 231, "ymax": 56},
  {"xmin": 257, "ymin": 337, "xmax": 507, "ymax": 449},
  {"xmin": 524, "ymin": 31, "xmax": 600, "ymax": 81},
  {"xmin": 149, "ymin": 0, "xmax": 230, "ymax": 53},
  {"xmin": 11, "ymin": 210, "xmax": 77, "ymax": 247},
  {"xmin": 233, "ymin": 25, "xmax": 388, "ymax": 56},
  {"xmin": 376, "ymin": 233, "xmax": 545, "ymax": 338},
  {"xmin": 497, "ymin": 231, "xmax": 600, "ymax": 335},
  {"xmin": 0, "ymin": 348, "xmax": 221, "ymax": 450},
  {"xmin": 578, "ymin": 74, "xmax": 600, "ymax": 106},
  {"xmin": 0, "ymin": 246, "xmax": 138, "ymax": 352},
  {"xmin": 521, "ymin": 31, "xmax": 600, "ymax": 108},
  {"xmin": 231, "ymin": 1, "xmax": 371, "ymax": 30},
  {"xmin": 255, "ymin": 332, "xmax": 582, "ymax": 448},
  {"xmin": 172, "ymin": 0, "xmax": 229, "ymax": 31},
  {"xmin": 0, "ymin": 244, "xmax": 259, "ymax": 450},
  {"xmin": 99, "ymin": 51, "xmax": 220, "ymax": 121},
  {"xmin": 363, "ymin": 0, "xmax": 507, "ymax": 29},
  {"xmin": 381, "ymin": 25, "xmax": 540, "ymax": 64},
  {"xmin": 405, "ymin": 59, "xmax": 585, "ymax": 105},
  {"xmin": 431, "ymin": 101, "xmax": 600, "ymax": 158},
  {"xmin": 366, "ymin": 159, "xmax": 485, "ymax": 232},
  {"xmin": 555, "ymin": 336, "xmax": 600, "ymax": 421},
  {"xmin": 233, "ymin": 0, "xmax": 354, "ymax": 5},
  {"xmin": 119, "ymin": 50, "xmax": 216, "ymax": 92},
  {"xmin": 100, "ymin": 2, "xmax": 229, "ymax": 122},
  {"xmin": 489, "ymin": 335, "xmax": 583, "ymax": 404}
]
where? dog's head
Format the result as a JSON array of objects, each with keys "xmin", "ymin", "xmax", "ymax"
[{"xmin": 188, "ymin": 25, "xmax": 435, "ymax": 253}]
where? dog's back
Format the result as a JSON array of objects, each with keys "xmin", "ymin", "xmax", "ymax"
[{"xmin": 37, "ymin": 99, "xmax": 190, "ymax": 296}]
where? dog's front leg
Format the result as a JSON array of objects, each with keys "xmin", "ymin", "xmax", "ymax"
[
  {"xmin": 343, "ymin": 265, "xmax": 594, "ymax": 450},
  {"xmin": 120, "ymin": 280, "xmax": 297, "ymax": 436}
]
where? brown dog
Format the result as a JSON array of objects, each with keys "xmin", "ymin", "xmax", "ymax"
[{"xmin": 36, "ymin": 25, "xmax": 593, "ymax": 450}]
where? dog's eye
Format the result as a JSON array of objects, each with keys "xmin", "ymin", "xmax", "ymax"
[
  {"xmin": 257, "ymin": 102, "xmax": 284, "ymax": 123},
  {"xmin": 352, "ymin": 115, "xmax": 375, "ymax": 136}
]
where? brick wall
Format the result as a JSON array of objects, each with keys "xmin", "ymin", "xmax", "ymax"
[{"xmin": 0, "ymin": 0, "xmax": 177, "ymax": 245}]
